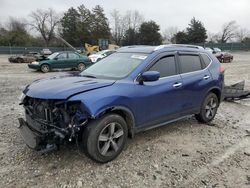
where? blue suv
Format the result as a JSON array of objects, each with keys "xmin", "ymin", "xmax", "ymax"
[{"xmin": 19, "ymin": 45, "xmax": 224, "ymax": 163}]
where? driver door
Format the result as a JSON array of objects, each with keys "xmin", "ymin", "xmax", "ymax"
[
  {"xmin": 51, "ymin": 52, "xmax": 68, "ymax": 68},
  {"xmin": 134, "ymin": 53, "xmax": 184, "ymax": 128}
]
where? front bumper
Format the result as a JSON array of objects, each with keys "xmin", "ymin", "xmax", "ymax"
[
  {"xmin": 18, "ymin": 118, "xmax": 42, "ymax": 149},
  {"xmin": 18, "ymin": 115, "xmax": 64, "ymax": 152},
  {"xmin": 28, "ymin": 64, "xmax": 40, "ymax": 70}
]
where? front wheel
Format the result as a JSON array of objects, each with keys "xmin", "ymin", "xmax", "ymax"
[
  {"xmin": 195, "ymin": 93, "xmax": 219, "ymax": 123},
  {"xmin": 77, "ymin": 63, "xmax": 86, "ymax": 71},
  {"xmin": 82, "ymin": 113, "xmax": 128, "ymax": 163},
  {"xmin": 41, "ymin": 64, "xmax": 50, "ymax": 73}
]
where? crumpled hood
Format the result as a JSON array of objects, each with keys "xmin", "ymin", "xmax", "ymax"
[{"xmin": 24, "ymin": 74, "xmax": 115, "ymax": 99}]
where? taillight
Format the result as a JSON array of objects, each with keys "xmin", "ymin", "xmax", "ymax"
[{"xmin": 219, "ymin": 64, "xmax": 225, "ymax": 73}]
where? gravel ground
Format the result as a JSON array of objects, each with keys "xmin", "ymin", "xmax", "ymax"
[{"xmin": 0, "ymin": 52, "xmax": 250, "ymax": 188}]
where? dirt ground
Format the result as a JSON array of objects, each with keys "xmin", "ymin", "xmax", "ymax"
[{"xmin": 0, "ymin": 52, "xmax": 250, "ymax": 188}]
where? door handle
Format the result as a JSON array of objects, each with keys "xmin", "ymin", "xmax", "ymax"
[
  {"xmin": 203, "ymin": 75, "xmax": 210, "ymax": 80},
  {"xmin": 173, "ymin": 82, "xmax": 182, "ymax": 88}
]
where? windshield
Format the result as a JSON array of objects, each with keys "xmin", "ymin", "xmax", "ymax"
[
  {"xmin": 81, "ymin": 52, "xmax": 148, "ymax": 79},
  {"xmin": 47, "ymin": 52, "xmax": 59, "ymax": 59}
]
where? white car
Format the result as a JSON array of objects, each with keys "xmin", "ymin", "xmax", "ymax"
[
  {"xmin": 205, "ymin": 47, "xmax": 213, "ymax": 53},
  {"xmin": 212, "ymin": 48, "xmax": 222, "ymax": 53},
  {"xmin": 41, "ymin": 48, "xmax": 52, "ymax": 55},
  {"xmin": 89, "ymin": 50, "xmax": 116, "ymax": 63}
]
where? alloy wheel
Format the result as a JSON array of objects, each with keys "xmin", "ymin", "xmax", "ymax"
[
  {"xmin": 41, "ymin": 65, "xmax": 49, "ymax": 73},
  {"xmin": 205, "ymin": 98, "xmax": 217, "ymax": 119},
  {"xmin": 78, "ymin": 63, "xmax": 85, "ymax": 71},
  {"xmin": 98, "ymin": 122, "xmax": 124, "ymax": 157}
]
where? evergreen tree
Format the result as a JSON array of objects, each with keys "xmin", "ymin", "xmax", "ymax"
[
  {"xmin": 186, "ymin": 17, "xmax": 207, "ymax": 43},
  {"xmin": 60, "ymin": 7, "xmax": 81, "ymax": 46},
  {"xmin": 91, "ymin": 5, "xmax": 111, "ymax": 44},
  {"xmin": 138, "ymin": 21, "xmax": 162, "ymax": 45},
  {"xmin": 174, "ymin": 31, "xmax": 189, "ymax": 44},
  {"xmin": 122, "ymin": 28, "xmax": 138, "ymax": 45},
  {"xmin": 60, "ymin": 5, "xmax": 111, "ymax": 46}
]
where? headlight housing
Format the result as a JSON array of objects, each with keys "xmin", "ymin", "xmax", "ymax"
[
  {"xmin": 91, "ymin": 59, "xmax": 96, "ymax": 62},
  {"xmin": 19, "ymin": 93, "xmax": 26, "ymax": 103},
  {"xmin": 31, "ymin": 61, "xmax": 39, "ymax": 65}
]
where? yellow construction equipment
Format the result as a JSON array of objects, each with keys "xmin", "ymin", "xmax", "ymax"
[{"xmin": 85, "ymin": 43, "xmax": 99, "ymax": 56}]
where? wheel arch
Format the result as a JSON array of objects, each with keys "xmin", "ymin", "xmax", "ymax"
[
  {"xmin": 40, "ymin": 62, "xmax": 50, "ymax": 67},
  {"xmin": 207, "ymin": 87, "xmax": 222, "ymax": 102},
  {"xmin": 94, "ymin": 106, "xmax": 135, "ymax": 138}
]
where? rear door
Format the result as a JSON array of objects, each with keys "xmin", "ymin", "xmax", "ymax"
[
  {"xmin": 177, "ymin": 52, "xmax": 213, "ymax": 114},
  {"xmin": 68, "ymin": 52, "xmax": 81, "ymax": 67}
]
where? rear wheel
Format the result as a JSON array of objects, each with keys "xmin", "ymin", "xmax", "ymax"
[
  {"xmin": 77, "ymin": 63, "xmax": 86, "ymax": 71},
  {"xmin": 195, "ymin": 93, "xmax": 219, "ymax": 123},
  {"xmin": 41, "ymin": 64, "xmax": 50, "ymax": 73},
  {"xmin": 82, "ymin": 113, "xmax": 128, "ymax": 163}
]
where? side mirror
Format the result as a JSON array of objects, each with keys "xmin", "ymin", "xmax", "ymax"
[
  {"xmin": 139, "ymin": 71, "xmax": 160, "ymax": 84},
  {"xmin": 54, "ymin": 57, "xmax": 58, "ymax": 60}
]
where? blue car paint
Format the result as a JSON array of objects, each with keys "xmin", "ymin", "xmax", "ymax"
[
  {"xmin": 23, "ymin": 46, "xmax": 224, "ymax": 132},
  {"xmin": 24, "ymin": 75, "xmax": 115, "ymax": 100}
]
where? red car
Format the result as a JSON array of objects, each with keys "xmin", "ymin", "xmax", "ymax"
[{"xmin": 215, "ymin": 52, "xmax": 233, "ymax": 63}]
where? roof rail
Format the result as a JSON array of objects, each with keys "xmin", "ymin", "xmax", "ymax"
[{"xmin": 154, "ymin": 44, "xmax": 204, "ymax": 51}]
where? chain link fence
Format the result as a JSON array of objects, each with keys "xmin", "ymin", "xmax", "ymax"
[
  {"xmin": 1, "ymin": 43, "xmax": 250, "ymax": 54},
  {"xmin": 0, "ymin": 46, "xmax": 83, "ymax": 54},
  {"xmin": 197, "ymin": 42, "xmax": 250, "ymax": 51}
]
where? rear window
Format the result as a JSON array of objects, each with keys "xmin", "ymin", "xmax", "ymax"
[
  {"xmin": 179, "ymin": 55, "xmax": 202, "ymax": 73},
  {"xmin": 201, "ymin": 54, "xmax": 211, "ymax": 67}
]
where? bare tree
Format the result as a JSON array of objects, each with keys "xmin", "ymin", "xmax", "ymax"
[
  {"xmin": 219, "ymin": 21, "xmax": 238, "ymax": 43},
  {"xmin": 207, "ymin": 32, "xmax": 220, "ymax": 43},
  {"xmin": 237, "ymin": 28, "xmax": 249, "ymax": 42},
  {"xmin": 6, "ymin": 17, "xmax": 27, "ymax": 31},
  {"xmin": 162, "ymin": 26, "xmax": 178, "ymax": 43},
  {"xmin": 110, "ymin": 9, "xmax": 144, "ymax": 45},
  {"xmin": 30, "ymin": 8, "xmax": 60, "ymax": 46},
  {"xmin": 110, "ymin": 9, "xmax": 125, "ymax": 45},
  {"xmin": 123, "ymin": 10, "xmax": 144, "ymax": 31}
]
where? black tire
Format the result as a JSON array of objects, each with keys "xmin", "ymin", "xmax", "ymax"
[
  {"xmin": 82, "ymin": 113, "xmax": 128, "ymax": 163},
  {"xmin": 41, "ymin": 64, "xmax": 50, "ymax": 73},
  {"xmin": 77, "ymin": 63, "xmax": 86, "ymax": 71},
  {"xmin": 195, "ymin": 93, "xmax": 219, "ymax": 123}
]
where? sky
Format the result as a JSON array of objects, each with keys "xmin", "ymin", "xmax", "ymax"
[{"xmin": 0, "ymin": 0, "xmax": 250, "ymax": 34}]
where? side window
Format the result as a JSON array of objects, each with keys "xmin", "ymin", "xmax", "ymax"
[
  {"xmin": 201, "ymin": 54, "xmax": 211, "ymax": 67},
  {"xmin": 57, "ymin": 53, "xmax": 67, "ymax": 60},
  {"xmin": 149, "ymin": 55, "xmax": 176, "ymax": 77},
  {"xmin": 68, "ymin": 53, "xmax": 79, "ymax": 59},
  {"xmin": 179, "ymin": 55, "xmax": 202, "ymax": 73}
]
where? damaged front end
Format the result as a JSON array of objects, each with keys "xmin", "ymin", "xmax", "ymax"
[{"xmin": 18, "ymin": 96, "xmax": 89, "ymax": 153}]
